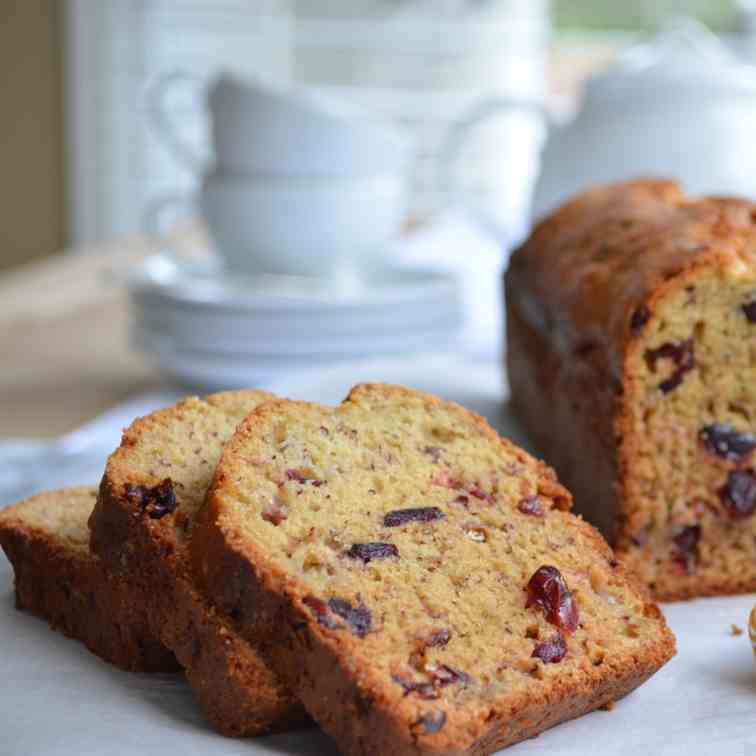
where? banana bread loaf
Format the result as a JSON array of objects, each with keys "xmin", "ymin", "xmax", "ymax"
[
  {"xmin": 192, "ymin": 383, "xmax": 675, "ymax": 755},
  {"xmin": 89, "ymin": 391, "xmax": 307, "ymax": 736},
  {"xmin": 0, "ymin": 486, "xmax": 177, "ymax": 672},
  {"xmin": 506, "ymin": 178, "xmax": 756, "ymax": 600}
]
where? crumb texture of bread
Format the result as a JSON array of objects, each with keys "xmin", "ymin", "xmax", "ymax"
[
  {"xmin": 89, "ymin": 391, "xmax": 308, "ymax": 736},
  {"xmin": 194, "ymin": 383, "xmax": 675, "ymax": 756},
  {"xmin": 0, "ymin": 486, "xmax": 177, "ymax": 672},
  {"xmin": 506, "ymin": 178, "xmax": 756, "ymax": 601}
]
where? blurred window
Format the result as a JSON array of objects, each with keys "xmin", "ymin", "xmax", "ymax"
[{"xmin": 554, "ymin": 0, "xmax": 739, "ymax": 31}]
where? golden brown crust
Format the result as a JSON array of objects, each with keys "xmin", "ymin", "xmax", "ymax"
[
  {"xmin": 510, "ymin": 178, "xmax": 756, "ymax": 381},
  {"xmin": 0, "ymin": 487, "xmax": 178, "ymax": 673},
  {"xmin": 88, "ymin": 392, "xmax": 308, "ymax": 736},
  {"xmin": 506, "ymin": 179, "xmax": 756, "ymax": 601},
  {"xmin": 193, "ymin": 384, "xmax": 675, "ymax": 755}
]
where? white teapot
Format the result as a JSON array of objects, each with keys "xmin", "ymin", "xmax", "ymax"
[{"xmin": 532, "ymin": 19, "xmax": 756, "ymax": 218}]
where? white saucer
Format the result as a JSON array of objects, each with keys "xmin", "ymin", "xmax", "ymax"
[
  {"xmin": 133, "ymin": 287, "xmax": 462, "ymax": 351},
  {"xmin": 127, "ymin": 255, "xmax": 464, "ymax": 385},
  {"xmin": 133, "ymin": 328, "xmax": 459, "ymax": 390},
  {"xmin": 125, "ymin": 254, "xmax": 460, "ymax": 311},
  {"xmin": 133, "ymin": 306, "xmax": 461, "ymax": 356}
]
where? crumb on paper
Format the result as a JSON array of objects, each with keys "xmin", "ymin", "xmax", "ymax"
[
  {"xmin": 600, "ymin": 701, "xmax": 616, "ymax": 712},
  {"xmin": 730, "ymin": 624, "xmax": 744, "ymax": 637}
]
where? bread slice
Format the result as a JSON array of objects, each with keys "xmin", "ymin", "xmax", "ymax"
[
  {"xmin": 193, "ymin": 383, "xmax": 676, "ymax": 755},
  {"xmin": 0, "ymin": 486, "xmax": 177, "ymax": 673},
  {"xmin": 89, "ymin": 391, "xmax": 307, "ymax": 736}
]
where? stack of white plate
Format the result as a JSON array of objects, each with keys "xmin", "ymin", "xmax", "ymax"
[{"xmin": 126, "ymin": 255, "xmax": 464, "ymax": 390}]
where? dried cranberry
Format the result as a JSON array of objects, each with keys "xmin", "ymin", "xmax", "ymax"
[
  {"xmin": 392, "ymin": 675, "xmax": 438, "ymax": 699},
  {"xmin": 384, "ymin": 507, "xmax": 445, "ymax": 527},
  {"xmin": 433, "ymin": 472, "xmax": 464, "ymax": 490},
  {"xmin": 630, "ymin": 305, "xmax": 651, "ymax": 335},
  {"xmin": 645, "ymin": 339, "xmax": 695, "ymax": 394},
  {"xmin": 413, "ymin": 711, "xmax": 446, "ymax": 735},
  {"xmin": 303, "ymin": 596, "xmax": 339, "ymax": 630},
  {"xmin": 261, "ymin": 500, "xmax": 287, "ymax": 525},
  {"xmin": 525, "ymin": 565, "xmax": 579, "ymax": 635},
  {"xmin": 518, "ymin": 496, "xmax": 544, "ymax": 516},
  {"xmin": 328, "ymin": 597, "xmax": 372, "ymax": 637},
  {"xmin": 719, "ymin": 470, "xmax": 756, "ymax": 518},
  {"xmin": 303, "ymin": 596, "xmax": 327, "ymax": 614},
  {"xmin": 347, "ymin": 542, "xmax": 399, "ymax": 563},
  {"xmin": 468, "ymin": 485, "xmax": 493, "ymax": 503},
  {"xmin": 433, "ymin": 473, "xmax": 493, "ymax": 503},
  {"xmin": 743, "ymin": 300, "xmax": 756, "ymax": 323},
  {"xmin": 672, "ymin": 525, "xmax": 701, "ymax": 573},
  {"xmin": 125, "ymin": 479, "xmax": 176, "ymax": 519},
  {"xmin": 425, "ymin": 628, "xmax": 451, "ymax": 648},
  {"xmin": 262, "ymin": 509, "xmax": 286, "ymax": 525},
  {"xmin": 285, "ymin": 469, "xmax": 325, "ymax": 486},
  {"xmin": 427, "ymin": 664, "xmax": 470, "ymax": 687},
  {"xmin": 700, "ymin": 424, "xmax": 756, "ymax": 462},
  {"xmin": 453, "ymin": 495, "xmax": 469, "ymax": 505},
  {"xmin": 532, "ymin": 634, "xmax": 567, "ymax": 664}
]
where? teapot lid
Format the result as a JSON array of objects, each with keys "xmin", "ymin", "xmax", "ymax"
[{"xmin": 584, "ymin": 18, "xmax": 756, "ymax": 105}]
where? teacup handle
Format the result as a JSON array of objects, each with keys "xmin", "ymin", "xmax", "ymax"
[
  {"xmin": 439, "ymin": 97, "xmax": 549, "ymax": 231},
  {"xmin": 147, "ymin": 70, "xmax": 207, "ymax": 174}
]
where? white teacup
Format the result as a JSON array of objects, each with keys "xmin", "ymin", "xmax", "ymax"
[
  {"xmin": 148, "ymin": 71, "xmax": 412, "ymax": 178},
  {"xmin": 201, "ymin": 172, "xmax": 407, "ymax": 277},
  {"xmin": 150, "ymin": 172, "xmax": 408, "ymax": 278}
]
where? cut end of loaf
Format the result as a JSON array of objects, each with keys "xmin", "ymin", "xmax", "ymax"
[{"xmin": 620, "ymin": 267, "xmax": 756, "ymax": 600}]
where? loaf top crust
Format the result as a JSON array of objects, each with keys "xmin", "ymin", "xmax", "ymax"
[
  {"xmin": 507, "ymin": 179, "xmax": 756, "ymax": 382},
  {"xmin": 195, "ymin": 383, "xmax": 675, "ymax": 754}
]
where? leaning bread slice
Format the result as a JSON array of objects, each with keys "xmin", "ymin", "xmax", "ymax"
[
  {"xmin": 89, "ymin": 391, "xmax": 307, "ymax": 736},
  {"xmin": 0, "ymin": 486, "xmax": 177, "ymax": 672},
  {"xmin": 194, "ymin": 383, "xmax": 676, "ymax": 756}
]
